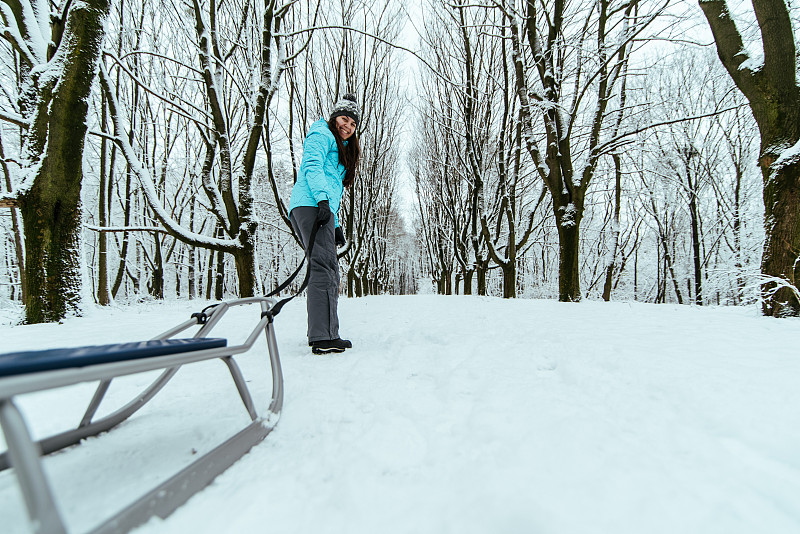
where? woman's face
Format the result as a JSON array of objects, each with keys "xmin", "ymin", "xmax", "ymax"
[{"xmin": 335, "ymin": 115, "xmax": 356, "ymax": 140}]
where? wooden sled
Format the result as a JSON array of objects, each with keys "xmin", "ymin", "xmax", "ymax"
[{"xmin": 0, "ymin": 297, "xmax": 284, "ymax": 534}]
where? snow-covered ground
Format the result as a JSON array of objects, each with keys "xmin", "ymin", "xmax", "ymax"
[{"xmin": 1, "ymin": 296, "xmax": 799, "ymax": 534}]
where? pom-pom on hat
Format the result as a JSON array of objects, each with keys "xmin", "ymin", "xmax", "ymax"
[{"xmin": 330, "ymin": 93, "xmax": 360, "ymax": 126}]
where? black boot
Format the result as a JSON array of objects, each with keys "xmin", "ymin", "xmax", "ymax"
[
  {"xmin": 309, "ymin": 338, "xmax": 352, "ymax": 349},
  {"xmin": 311, "ymin": 338, "xmax": 351, "ymax": 354}
]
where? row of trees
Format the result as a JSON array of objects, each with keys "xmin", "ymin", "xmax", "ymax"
[
  {"xmin": 1, "ymin": 0, "xmax": 799, "ymax": 320},
  {"xmin": 410, "ymin": 0, "xmax": 786, "ymax": 311}
]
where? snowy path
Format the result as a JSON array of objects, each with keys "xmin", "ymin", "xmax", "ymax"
[{"xmin": 1, "ymin": 296, "xmax": 800, "ymax": 533}]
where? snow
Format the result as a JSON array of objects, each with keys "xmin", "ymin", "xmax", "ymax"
[
  {"xmin": 771, "ymin": 138, "xmax": 800, "ymax": 174},
  {"xmin": 1, "ymin": 296, "xmax": 800, "ymax": 534}
]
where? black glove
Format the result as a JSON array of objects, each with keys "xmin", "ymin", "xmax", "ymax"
[
  {"xmin": 335, "ymin": 226, "xmax": 346, "ymax": 248},
  {"xmin": 316, "ymin": 200, "xmax": 332, "ymax": 227}
]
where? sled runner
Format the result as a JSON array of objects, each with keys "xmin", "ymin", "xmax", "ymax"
[{"xmin": 0, "ymin": 297, "xmax": 284, "ymax": 534}]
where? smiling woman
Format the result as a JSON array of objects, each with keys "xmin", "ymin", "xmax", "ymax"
[{"xmin": 287, "ymin": 94, "xmax": 363, "ymax": 355}]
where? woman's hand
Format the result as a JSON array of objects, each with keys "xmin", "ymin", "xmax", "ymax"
[
  {"xmin": 335, "ymin": 227, "xmax": 346, "ymax": 248},
  {"xmin": 316, "ymin": 200, "xmax": 332, "ymax": 227}
]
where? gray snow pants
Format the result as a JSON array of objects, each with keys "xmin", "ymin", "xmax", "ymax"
[{"xmin": 290, "ymin": 206, "xmax": 340, "ymax": 343}]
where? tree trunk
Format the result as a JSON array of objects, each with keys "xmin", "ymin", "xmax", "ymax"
[
  {"xmin": 20, "ymin": 0, "xmax": 111, "ymax": 323},
  {"xmin": 761, "ymin": 160, "xmax": 800, "ymax": 315},
  {"xmin": 463, "ymin": 269, "xmax": 474, "ymax": 295},
  {"xmin": 687, "ymin": 168, "xmax": 703, "ymax": 306},
  {"xmin": 660, "ymin": 235, "xmax": 684, "ymax": 304},
  {"xmin": 215, "ymin": 230, "xmax": 225, "ymax": 300},
  {"xmin": 603, "ymin": 155, "xmax": 622, "ymax": 301},
  {"xmin": 476, "ymin": 260, "xmax": 488, "ymax": 296},
  {"xmin": 148, "ymin": 234, "xmax": 164, "ymax": 299},
  {"xmin": 503, "ymin": 263, "xmax": 516, "ymax": 299},
  {"xmin": 111, "ymin": 171, "xmax": 132, "ymax": 298},
  {"xmin": 97, "ymin": 92, "xmax": 110, "ymax": 305},
  {"xmin": 188, "ymin": 201, "xmax": 196, "ymax": 299},
  {"xmin": 234, "ymin": 244, "xmax": 257, "ymax": 297},
  {"xmin": 555, "ymin": 209, "xmax": 581, "ymax": 302},
  {"xmin": 733, "ymin": 166, "xmax": 744, "ymax": 304},
  {"xmin": 205, "ymin": 248, "xmax": 215, "ymax": 300},
  {"xmin": 348, "ymin": 268, "xmax": 355, "ymax": 298},
  {"xmin": 0, "ymin": 131, "xmax": 25, "ymax": 301}
]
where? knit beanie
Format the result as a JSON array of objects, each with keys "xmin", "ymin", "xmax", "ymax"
[{"xmin": 329, "ymin": 93, "xmax": 360, "ymax": 126}]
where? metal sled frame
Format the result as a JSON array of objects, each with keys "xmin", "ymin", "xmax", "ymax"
[{"xmin": 0, "ymin": 297, "xmax": 284, "ymax": 534}]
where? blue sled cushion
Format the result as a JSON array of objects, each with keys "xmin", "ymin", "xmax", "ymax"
[{"xmin": 0, "ymin": 338, "xmax": 227, "ymax": 377}]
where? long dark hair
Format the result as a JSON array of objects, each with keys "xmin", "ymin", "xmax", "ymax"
[{"xmin": 328, "ymin": 118, "xmax": 361, "ymax": 188}]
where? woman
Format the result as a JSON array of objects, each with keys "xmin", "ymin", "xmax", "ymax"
[{"xmin": 288, "ymin": 93, "xmax": 361, "ymax": 354}]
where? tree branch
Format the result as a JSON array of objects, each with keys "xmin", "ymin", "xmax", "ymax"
[
  {"xmin": 698, "ymin": 0, "xmax": 759, "ymax": 100},
  {"xmin": 85, "ymin": 224, "xmax": 169, "ymax": 233},
  {"xmin": 752, "ymin": 0, "xmax": 795, "ymax": 85},
  {"xmin": 0, "ymin": 109, "xmax": 28, "ymax": 128}
]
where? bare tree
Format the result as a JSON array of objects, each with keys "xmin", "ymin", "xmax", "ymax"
[{"xmin": 498, "ymin": 0, "xmax": 664, "ymax": 301}]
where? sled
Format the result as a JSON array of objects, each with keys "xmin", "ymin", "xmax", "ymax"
[{"xmin": 0, "ymin": 297, "xmax": 284, "ymax": 534}]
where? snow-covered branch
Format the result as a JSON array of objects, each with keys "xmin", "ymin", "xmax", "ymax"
[
  {"xmin": 0, "ymin": 0, "xmax": 47, "ymax": 64},
  {"xmin": 85, "ymin": 225, "xmax": 169, "ymax": 233},
  {"xmin": 0, "ymin": 109, "xmax": 28, "ymax": 128},
  {"xmin": 0, "ymin": 195, "xmax": 18, "ymax": 207},
  {"xmin": 98, "ymin": 63, "xmax": 241, "ymax": 253}
]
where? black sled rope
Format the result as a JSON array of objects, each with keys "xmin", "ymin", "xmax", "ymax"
[
  {"xmin": 192, "ymin": 222, "xmax": 321, "ymax": 325},
  {"xmin": 262, "ymin": 221, "xmax": 322, "ymax": 320}
]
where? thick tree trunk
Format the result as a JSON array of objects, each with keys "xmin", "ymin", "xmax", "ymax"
[
  {"xmin": 234, "ymin": 244, "xmax": 257, "ymax": 297},
  {"xmin": 148, "ymin": 234, "xmax": 164, "ymax": 299},
  {"xmin": 552, "ymin": 195, "xmax": 583, "ymax": 301},
  {"xmin": 761, "ymin": 160, "xmax": 800, "ymax": 316},
  {"xmin": 20, "ymin": 0, "xmax": 110, "ymax": 323},
  {"xmin": 476, "ymin": 260, "xmax": 488, "ymax": 296},
  {"xmin": 503, "ymin": 264, "xmax": 516, "ymax": 299},
  {"xmin": 348, "ymin": 268, "xmax": 355, "ymax": 298},
  {"xmin": 463, "ymin": 269, "xmax": 474, "ymax": 295},
  {"xmin": 20, "ymin": 172, "xmax": 83, "ymax": 322},
  {"xmin": 556, "ymin": 220, "xmax": 581, "ymax": 302}
]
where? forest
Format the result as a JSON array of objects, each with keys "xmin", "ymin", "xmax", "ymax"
[{"xmin": 1, "ymin": 0, "xmax": 799, "ymax": 323}]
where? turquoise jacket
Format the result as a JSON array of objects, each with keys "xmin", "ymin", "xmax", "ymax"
[{"xmin": 288, "ymin": 119, "xmax": 346, "ymax": 227}]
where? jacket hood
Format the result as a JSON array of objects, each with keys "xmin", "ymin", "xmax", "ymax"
[
  {"xmin": 313, "ymin": 118, "xmax": 349, "ymax": 146},
  {"xmin": 309, "ymin": 118, "xmax": 333, "ymax": 137}
]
